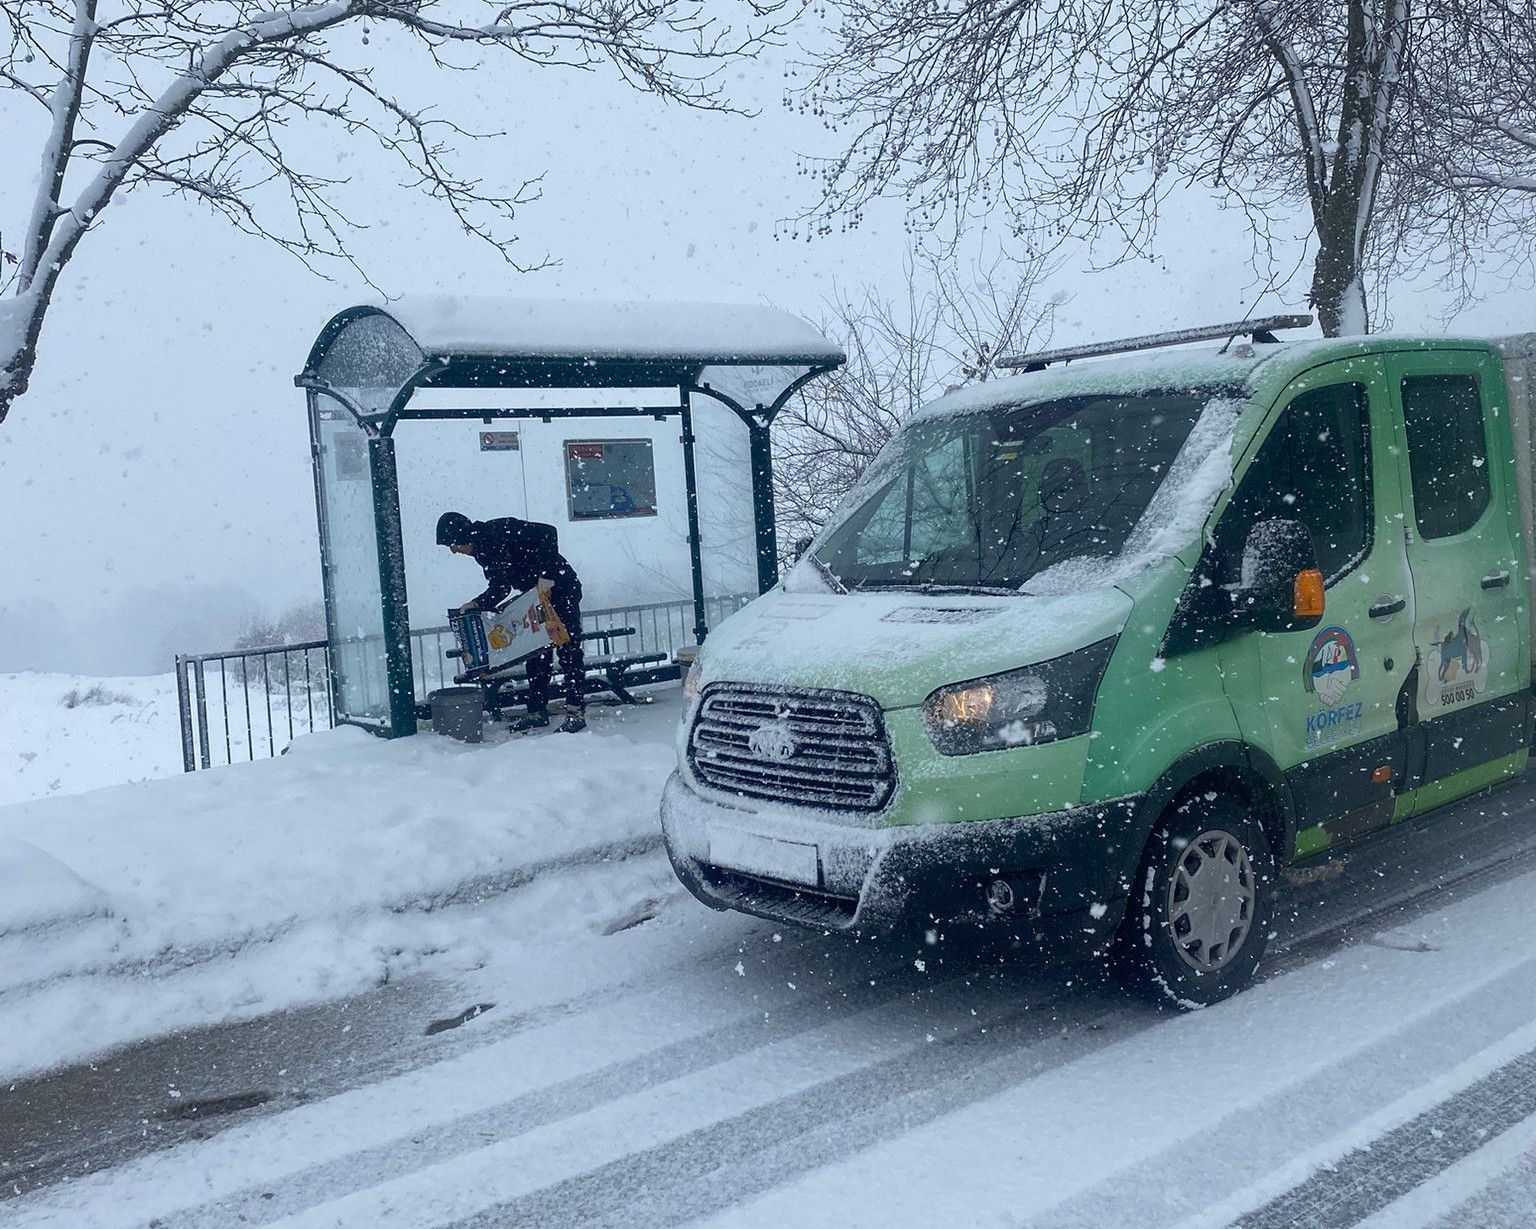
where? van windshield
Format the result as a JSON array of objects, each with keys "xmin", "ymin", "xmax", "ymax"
[{"xmin": 811, "ymin": 389, "xmax": 1238, "ymax": 593}]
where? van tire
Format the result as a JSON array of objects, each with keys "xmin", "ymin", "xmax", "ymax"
[{"xmin": 1114, "ymin": 792, "xmax": 1274, "ymax": 1009}]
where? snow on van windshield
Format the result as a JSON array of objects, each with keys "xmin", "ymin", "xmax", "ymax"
[
  {"xmin": 796, "ymin": 388, "xmax": 1241, "ymax": 596},
  {"xmin": 1022, "ymin": 395, "xmax": 1242, "ymax": 595}
]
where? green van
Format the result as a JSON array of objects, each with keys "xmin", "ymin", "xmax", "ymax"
[{"xmin": 660, "ymin": 320, "xmax": 1536, "ymax": 1006}]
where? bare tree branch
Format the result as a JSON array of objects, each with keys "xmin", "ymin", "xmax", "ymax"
[
  {"xmin": 794, "ymin": 0, "xmax": 1536, "ymax": 336},
  {"xmin": 773, "ymin": 248, "xmax": 1060, "ymax": 541},
  {"xmin": 1, "ymin": 0, "xmax": 792, "ymax": 424}
]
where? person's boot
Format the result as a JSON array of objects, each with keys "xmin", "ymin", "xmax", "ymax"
[
  {"xmin": 559, "ymin": 710, "xmax": 587, "ymax": 734},
  {"xmin": 508, "ymin": 709, "xmax": 550, "ymax": 733}
]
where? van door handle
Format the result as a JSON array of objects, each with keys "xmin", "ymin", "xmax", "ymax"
[
  {"xmin": 1482, "ymin": 570, "xmax": 1512, "ymax": 589},
  {"xmin": 1369, "ymin": 595, "xmax": 1406, "ymax": 619}
]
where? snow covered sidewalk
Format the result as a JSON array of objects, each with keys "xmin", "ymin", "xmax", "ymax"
[{"xmin": 0, "ymin": 696, "xmax": 682, "ymax": 1081}]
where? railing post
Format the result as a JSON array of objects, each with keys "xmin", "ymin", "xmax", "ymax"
[
  {"xmin": 194, "ymin": 660, "xmax": 211, "ymax": 770},
  {"xmin": 175, "ymin": 655, "xmax": 196, "ymax": 773}
]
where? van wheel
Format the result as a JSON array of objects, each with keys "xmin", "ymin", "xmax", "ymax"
[{"xmin": 1116, "ymin": 793, "xmax": 1274, "ymax": 1009}]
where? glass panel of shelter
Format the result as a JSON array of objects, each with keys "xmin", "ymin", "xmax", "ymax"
[{"xmin": 312, "ymin": 404, "xmax": 392, "ymax": 726}]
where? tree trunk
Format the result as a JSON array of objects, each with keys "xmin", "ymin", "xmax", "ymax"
[
  {"xmin": 0, "ymin": 293, "xmax": 44, "ymax": 426},
  {"xmin": 1310, "ymin": 219, "xmax": 1369, "ymax": 337},
  {"xmin": 1297, "ymin": 0, "xmax": 1404, "ymax": 338}
]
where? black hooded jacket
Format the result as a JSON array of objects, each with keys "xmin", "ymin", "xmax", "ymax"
[{"xmin": 464, "ymin": 517, "xmax": 578, "ymax": 609}]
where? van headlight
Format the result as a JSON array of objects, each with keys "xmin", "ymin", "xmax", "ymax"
[
  {"xmin": 922, "ymin": 638, "xmax": 1118, "ymax": 756},
  {"xmin": 682, "ymin": 660, "xmax": 702, "ymax": 704}
]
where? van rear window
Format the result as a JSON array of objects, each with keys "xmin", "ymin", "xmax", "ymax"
[{"xmin": 1400, "ymin": 374, "xmax": 1490, "ymax": 540}]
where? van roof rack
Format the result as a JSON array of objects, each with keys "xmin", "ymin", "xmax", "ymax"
[{"xmin": 997, "ymin": 314, "xmax": 1314, "ymax": 372}]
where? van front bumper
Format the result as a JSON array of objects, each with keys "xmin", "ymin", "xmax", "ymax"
[{"xmin": 660, "ymin": 772, "xmax": 1146, "ymax": 962}]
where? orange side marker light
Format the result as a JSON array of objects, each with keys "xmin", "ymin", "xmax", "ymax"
[{"xmin": 1294, "ymin": 569, "xmax": 1325, "ymax": 618}]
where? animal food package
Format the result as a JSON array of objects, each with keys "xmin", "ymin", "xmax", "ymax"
[{"xmin": 451, "ymin": 580, "xmax": 570, "ymax": 676}]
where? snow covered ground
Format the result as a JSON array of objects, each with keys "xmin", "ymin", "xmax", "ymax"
[
  {"xmin": 0, "ymin": 673, "xmax": 188, "ymax": 807},
  {"xmin": 6, "ymin": 778, "xmax": 1536, "ymax": 1227},
  {"xmin": 0, "ymin": 669, "xmax": 332, "ymax": 808},
  {"xmin": 9, "ymin": 677, "xmax": 1536, "ymax": 1226},
  {"xmin": 0, "ymin": 688, "xmax": 679, "ymax": 1081}
]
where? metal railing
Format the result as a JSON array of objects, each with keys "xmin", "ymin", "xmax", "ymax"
[
  {"xmin": 175, "ymin": 641, "xmax": 335, "ymax": 772},
  {"xmin": 177, "ymin": 593, "xmax": 756, "ymax": 771}
]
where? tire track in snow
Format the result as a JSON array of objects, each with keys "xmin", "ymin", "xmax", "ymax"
[
  {"xmin": 1390, "ymin": 1112, "xmax": 1536, "ymax": 1228},
  {"xmin": 1235, "ymin": 1044, "xmax": 1536, "ymax": 1228},
  {"xmin": 125, "ymin": 952, "xmax": 965, "ymax": 1229},
  {"xmin": 451, "ymin": 984, "xmax": 1137, "ymax": 1229},
  {"xmin": 1023, "ymin": 956, "xmax": 1536, "ymax": 1229}
]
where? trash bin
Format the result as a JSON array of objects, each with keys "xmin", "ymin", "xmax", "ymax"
[{"xmin": 429, "ymin": 686, "xmax": 485, "ymax": 743}]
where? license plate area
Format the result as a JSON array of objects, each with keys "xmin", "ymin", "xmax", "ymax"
[{"xmin": 709, "ymin": 830, "xmax": 820, "ymax": 888}]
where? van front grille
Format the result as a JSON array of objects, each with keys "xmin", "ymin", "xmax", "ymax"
[{"xmin": 688, "ymin": 685, "xmax": 894, "ymax": 813}]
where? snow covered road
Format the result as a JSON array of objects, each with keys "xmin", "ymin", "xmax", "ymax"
[{"xmin": 8, "ymin": 776, "xmax": 1536, "ymax": 1228}]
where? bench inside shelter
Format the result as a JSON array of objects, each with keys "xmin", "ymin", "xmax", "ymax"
[{"xmin": 423, "ymin": 625, "xmax": 677, "ymax": 717}]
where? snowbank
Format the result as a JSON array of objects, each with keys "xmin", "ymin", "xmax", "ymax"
[
  {"xmin": 0, "ymin": 696, "xmax": 682, "ymax": 1080},
  {"xmin": 0, "ymin": 835, "xmax": 106, "ymax": 933}
]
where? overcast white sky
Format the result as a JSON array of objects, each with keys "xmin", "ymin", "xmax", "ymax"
[{"xmin": 3, "ymin": 23, "xmax": 1534, "ymax": 673}]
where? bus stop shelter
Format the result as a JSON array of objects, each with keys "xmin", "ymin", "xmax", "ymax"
[{"xmin": 296, "ymin": 296, "xmax": 845, "ymax": 738}]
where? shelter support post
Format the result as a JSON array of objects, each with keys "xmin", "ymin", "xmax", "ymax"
[
  {"xmin": 678, "ymin": 390, "xmax": 709, "ymax": 646},
  {"xmin": 370, "ymin": 435, "xmax": 419, "ymax": 738},
  {"xmin": 745, "ymin": 416, "xmax": 778, "ymax": 594}
]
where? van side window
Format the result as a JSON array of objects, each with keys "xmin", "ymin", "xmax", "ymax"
[
  {"xmin": 1218, "ymin": 384, "xmax": 1372, "ymax": 585},
  {"xmin": 1400, "ymin": 374, "xmax": 1490, "ymax": 539}
]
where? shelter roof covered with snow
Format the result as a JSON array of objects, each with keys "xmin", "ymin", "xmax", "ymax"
[
  {"xmin": 378, "ymin": 295, "xmax": 844, "ymax": 364},
  {"xmin": 300, "ymin": 295, "xmax": 845, "ymax": 413}
]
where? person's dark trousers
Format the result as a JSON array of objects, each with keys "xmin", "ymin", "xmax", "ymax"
[{"xmin": 524, "ymin": 579, "xmax": 584, "ymax": 712}]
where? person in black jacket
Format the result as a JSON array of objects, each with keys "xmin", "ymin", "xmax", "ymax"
[{"xmin": 437, "ymin": 511, "xmax": 586, "ymax": 733}]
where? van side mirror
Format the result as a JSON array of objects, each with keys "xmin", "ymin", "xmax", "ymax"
[{"xmin": 1232, "ymin": 518, "xmax": 1325, "ymax": 632}]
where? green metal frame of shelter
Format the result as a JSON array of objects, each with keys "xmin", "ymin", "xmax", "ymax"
[{"xmin": 296, "ymin": 297, "xmax": 845, "ymax": 738}]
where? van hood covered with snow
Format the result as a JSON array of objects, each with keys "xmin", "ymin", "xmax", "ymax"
[{"xmin": 696, "ymin": 586, "xmax": 1133, "ymax": 710}]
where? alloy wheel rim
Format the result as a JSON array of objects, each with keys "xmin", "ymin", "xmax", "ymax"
[{"xmin": 1165, "ymin": 828, "xmax": 1256, "ymax": 974}]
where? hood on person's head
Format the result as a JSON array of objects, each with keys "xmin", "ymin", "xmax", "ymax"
[{"xmin": 436, "ymin": 511, "xmax": 474, "ymax": 547}]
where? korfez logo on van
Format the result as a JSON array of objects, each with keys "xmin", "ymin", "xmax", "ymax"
[{"xmin": 1304, "ymin": 626, "xmax": 1363, "ymax": 748}]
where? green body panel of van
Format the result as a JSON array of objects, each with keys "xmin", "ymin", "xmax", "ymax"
[
  {"xmin": 880, "ymin": 710, "xmax": 1089, "ymax": 826},
  {"xmin": 1079, "ymin": 557, "xmax": 1245, "ymax": 807},
  {"xmin": 1393, "ymin": 749, "xmax": 1528, "ymax": 821}
]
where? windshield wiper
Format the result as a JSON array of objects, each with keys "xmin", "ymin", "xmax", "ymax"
[
  {"xmin": 858, "ymin": 582, "xmax": 1015, "ymax": 597},
  {"xmin": 903, "ymin": 582, "xmax": 1016, "ymax": 596},
  {"xmin": 807, "ymin": 550, "xmax": 848, "ymax": 595}
]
